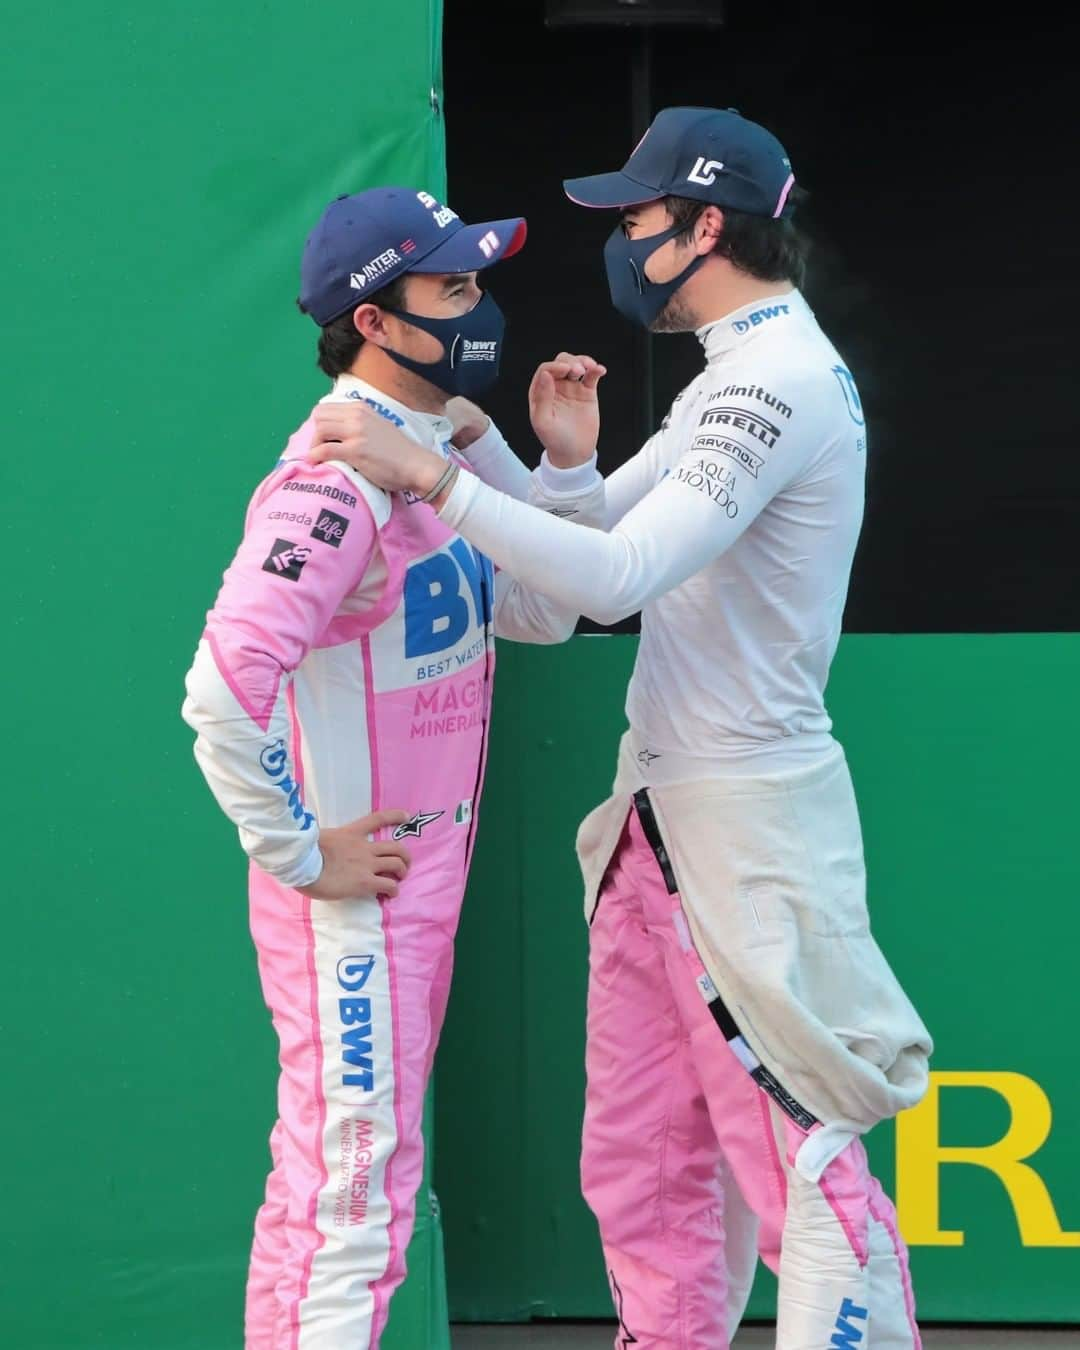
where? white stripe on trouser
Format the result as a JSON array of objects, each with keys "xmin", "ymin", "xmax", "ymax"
[
  {"xmin": 297, "ymin": 897, "xmax": 396, "ymax": 1349},
  {"xmin": 776, "ymin": 1166, "xmax": 870, "ymax": 1350}
]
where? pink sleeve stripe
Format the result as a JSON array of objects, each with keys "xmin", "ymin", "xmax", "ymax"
[{"xmin": 205, "ymin": 628, "xmax": 281, "ymax": 733}]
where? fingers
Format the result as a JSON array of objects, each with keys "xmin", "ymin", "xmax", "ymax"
[
  {"xmin": 309, "ymin": 403, "xmax": 373, "ymax": 462},
  {"xmin": 373, "ymin": 840, "xmax": 412, "ymax": 865},
  {"xmin": 370, "ymin": 875, "xmax": 400, "ymax": 900},
  {"xmin": 540, "ymin": 354, "xmax": 606, "ymax": 384},
  {"xmin": 582, "ymin": 363, "xmax": 607, "ymax": 391},
  {"xmin": 360, "ymin": 808, "xmax": 410, "ymax": 832},
  {"xmin": 372, "ymin": 855, "xmax": 408, "ymax": 882}
]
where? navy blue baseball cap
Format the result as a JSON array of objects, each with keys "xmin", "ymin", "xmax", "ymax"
[
  {"xmin": 564, "ymin": 106, "xmax": 796, "ymax": 219},
  {"xmin": 300, "ymin": 187, "xmax": 527, "ymax": 326}
]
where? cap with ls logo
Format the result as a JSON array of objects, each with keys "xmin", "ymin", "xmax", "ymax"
[{"xmin": 563, "ymin": 106, "xmax": 796, "ymax": 219}]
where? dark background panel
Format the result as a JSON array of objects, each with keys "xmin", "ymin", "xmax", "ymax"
[{"xmin": 444, "ymin": 0, "xmax": 1080, "ymax": 632}]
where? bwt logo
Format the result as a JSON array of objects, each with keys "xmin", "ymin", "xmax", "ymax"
[
  {"xmin": 338, "ymin": 955, "xmax": 376, "ymax": 1092},
  {"xmin": 345, "ymin": 391, "xmax": 405, "ymax": 429},
  {"xmin": 460, "ymin": 339, "xmax": 498, "ymax": 363},
  {"xmin": 259, "ymin": 740, "xmax": 314, "ymax": 830},
  {"xmin": 404, "ymin": 538, "xmax": 494, "ymax": 658},
  {"xmin": 733, "ymin": 304, "xmax": 790, "ymax": 335},
  {"xmin": 832, "ymin": 364, "xmax": 866, "ymax": 428},
  {"xmin": 830, "ymin": 1299, "xmax": 868, "ymax": 1349}
]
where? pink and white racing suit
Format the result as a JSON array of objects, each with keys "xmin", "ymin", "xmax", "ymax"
[{"xmin": 182, "ymin": 375, "xmax": 601, "ymax": 1350}]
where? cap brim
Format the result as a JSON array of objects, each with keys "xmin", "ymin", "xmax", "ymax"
[
  {"xmin": 409, "ymin": 217, "xmax": 527, "ymax": 274},
  {"xmin": 563, "ymin": 171, "xmax": 664, "ymax": 209}
]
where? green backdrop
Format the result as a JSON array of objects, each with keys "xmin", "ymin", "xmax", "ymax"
[
  {"xmin": 437, "ymin": 635, "xmax": 1080, "ymax": 1324},
  {"xmin": 2, "ymin": 2, "xmax": 447, "ymax": 1347}
]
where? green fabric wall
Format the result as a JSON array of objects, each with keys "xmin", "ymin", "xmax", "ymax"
[{"xmin": 2, "ymin": 3, "xmax": 447, "ymax": 1346}]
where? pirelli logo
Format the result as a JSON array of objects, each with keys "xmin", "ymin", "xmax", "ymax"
[{"xmin": 698, "ymin": 406, "xmax": 782, "ymax": 451}]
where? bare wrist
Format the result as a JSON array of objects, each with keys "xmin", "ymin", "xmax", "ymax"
[
  {"xmin": 545, "ymin": 443, "xmax": 597, "ymax": 470},
  {"xmin": 412, "ymin": 451, "xmax": 449, "ymax": 498},
  {"xmin": 452, "ymin": 416, "xmax": 491, "ymax": 451}
]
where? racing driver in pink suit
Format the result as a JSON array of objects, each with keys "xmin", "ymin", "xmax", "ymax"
[{"xmin": 181, "ymin": 187, "xmax": 604, "ymax": 1350}]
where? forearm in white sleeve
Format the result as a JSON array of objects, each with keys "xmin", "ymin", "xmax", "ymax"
[
  {"xmin": 453, "ymin": 418, "xmax": 535, "ymax": 501},
  {"xmin": 490, "ymin": 462, "xmax": 606, "ymax": 643},
  {"xmin": 442, "ymin": 437, "xmax": 798, "ymax": 626},
  {"xmin": 183, "ymin": 643, "xmax": 325, "ymax": 888},
  {"xmin": 535, "ymin": 429, "xmax": 668, "ymax": 529}
]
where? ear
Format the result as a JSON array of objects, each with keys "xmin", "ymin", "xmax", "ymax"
[
  {"xmin": 352, "ymin": 304, "xmax": 388, "ymax": 344},
  {"xmin": 696, "ymin": 205, "xmax": 726, "ymax": 256}
]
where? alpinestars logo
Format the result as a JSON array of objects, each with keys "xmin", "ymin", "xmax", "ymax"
[
  {"xmin": 262, "ymin": 538, "xmax": 312, "ymax": 581},
  {"xmin": 392, "ymin": 809, "xmax": 445, "ymax": 840}
]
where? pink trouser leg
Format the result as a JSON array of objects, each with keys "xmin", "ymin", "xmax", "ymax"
[
  {"xmin": 582, "ymin": 828, "xmax": 749, "ymax": 1350},
  {"xmin": 246, "ymin": 1120, "xmax": 290, "ymax": 1350},
  {"xmin": 583, "ymin": 805, "xmax": 921, "ymax": 1349},
  {"xmin": 244, "ymin": 866, "xmax": 457, "ymax": 1350}
]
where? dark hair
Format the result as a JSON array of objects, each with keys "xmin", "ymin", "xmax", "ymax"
[
  {"xmin": 297, "ymin": 275, "xmax": 409, "ymax": 378},
  {"xmin": 667, "ymin": 186, "xmax": 810, "ymax": 288}
]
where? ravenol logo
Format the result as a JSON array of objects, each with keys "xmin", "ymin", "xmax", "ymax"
[
  {"xmin": 338, "ymin": 956, "xmax": 376, "ymax": 1092},
  {"xmin": 733, "ymin": 304, "xmax": 790, "ymax": 335},
  {"xmin": 404, "ymin": 538, "xmax": 494, "ymax": 659},
  {"xmin": 830, "ymin": 1299, "xmax": 868, "ymax": 1349}
]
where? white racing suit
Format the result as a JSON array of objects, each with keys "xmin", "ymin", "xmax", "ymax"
[{"xmin": 447, "ymin": 292, "xmax": 933, "ymax": 1349}]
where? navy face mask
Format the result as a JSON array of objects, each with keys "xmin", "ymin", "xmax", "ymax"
[
  {"xmin": 603, "ymin": 221, "xmax": 708, "ymax": 329},
  {"xmin": 381, "ymin": 291, "xmax": 506, "ymax": 397}
]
